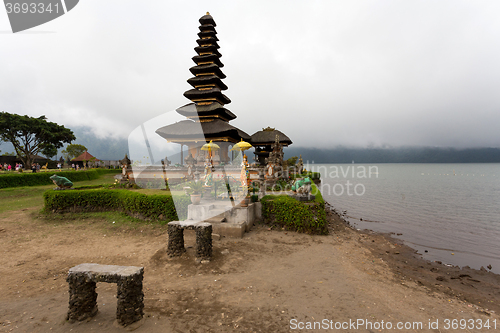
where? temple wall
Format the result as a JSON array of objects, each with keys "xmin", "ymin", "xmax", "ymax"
[{"xmin": 128, "ymin": 165, "xmax": 259, "ymax": 186}]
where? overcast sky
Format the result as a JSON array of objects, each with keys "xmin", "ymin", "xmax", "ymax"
[{"xmin": 1, "ymin": 0, "xmax": 500, "ymax": 149}]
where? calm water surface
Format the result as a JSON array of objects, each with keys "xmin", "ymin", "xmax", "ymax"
[{"xmin": 311, "ymin": 163, "xmax": 500, "ymax": 273}]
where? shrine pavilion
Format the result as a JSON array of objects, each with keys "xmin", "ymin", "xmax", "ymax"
[
  {"xmin": 71, "ymin": 151, "xmax": 100, "ymax": 168},
  {"xmin": 251, "ymin": 127, "xmax": 292, "ymax": 166},
  {"xmin": 156, "ymin": 13, "xmax": 251, "ymax": 165}
]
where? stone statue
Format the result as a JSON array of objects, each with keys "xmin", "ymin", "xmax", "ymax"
[
  {"xmin": 240, "ymin": 163, "xmax": 248, "ymax": 187},
  {"xmin": 163, "ymin": 155, "xmax": 171, "ymax": 167},
  {"xmin": 265, "ymin": 134, "xmax": 284, "ymax": 181},
  {"xmin": 296, "ymin": 155, "xmax": 304, "ymax": 175},
  {"xmin": 185, "ymin": 153, "xmax": 196, "ymax": 166},
  {"xmin": 119, "ymin": 154, "xmax": 131, "ymax": 169},
  {"xmin": 292, "ymin": 177, "xmax": 311, "ymax": 194},
  {"xmin": 50, "ymin": 174, "xmax": 73, "ymax": 189},
  {"xmin": 119, "ymin": 154, "xmax": 132, "ymax": 183},
  {"xmin": 204, "ymin": 165, "xmax": 213, "ymax": 186}
]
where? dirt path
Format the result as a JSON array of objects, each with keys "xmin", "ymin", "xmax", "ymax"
[{"xmin": 0, "ymin": 206, "xmax": 499, "ymax": 332}]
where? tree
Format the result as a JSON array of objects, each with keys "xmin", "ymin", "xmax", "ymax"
[
  {"xmin": 61, "ymin": 144, "xmax": 88, "ymax": 161},
  {"xmin": 286, "ymin": 156, "xmax": 298, "ymax": 166},
  {"xmin": 42, "ymin": 145, "xmax": 58, "ymax": 160},
  {"xmin": 1, "ymin": 151, "xmax": 16, "ymax": 156},
  {"xmin": 0, "ymin": 112, "xmax": 75, "ymax": 168}
]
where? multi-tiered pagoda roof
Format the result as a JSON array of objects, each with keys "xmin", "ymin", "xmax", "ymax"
[{"xmin": 156, "ymin": 13, "xmax": 250, "ymax": 144}]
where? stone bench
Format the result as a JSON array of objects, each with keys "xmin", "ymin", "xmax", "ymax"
[
  {"xmin": 66, "ymin": 263, "xmax": 144, "ymax": 326},
  {"xmin": 167, "ymin": 221, "xmax": 212, "ymax": 260}
]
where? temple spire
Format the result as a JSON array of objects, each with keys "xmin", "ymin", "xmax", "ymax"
[
  {"xmin": 156, "ymin": 13, "xmax": 251, "ymax": 153},
  {"xmin": 183, "ymin": 13, "xmax": 230, "ymax": 107}
]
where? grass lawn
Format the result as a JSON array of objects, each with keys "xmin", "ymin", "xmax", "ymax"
[
  {"xmin": 0, "ymin": 173, "xmax": 183, "ymax": 228},
  {"xmin": 0, "ymin": 173, "xmax": 119, "ymax": 214}
]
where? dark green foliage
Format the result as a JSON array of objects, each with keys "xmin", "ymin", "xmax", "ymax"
[
  {"xmin": 286, "ymin": 156, "xmax": 298, "ymax": 166},
  {"xmin": 44, "ymin": 189, "xmax": 122, "ymax": 211},
  {"xmin": 307, "ymin": 171, "xmax": 321, "ymax": 180},
  {"xmin": 290, "ymin": 171, "xmax": 321, "ymax": 181},
  {"xmin": 43, "ymin": 189, "xmax": 190, "ymax": 222},
  {"xmin": 61, "ymin": 144, "xmax": 88, "ymax": 160},
  {"xmin": 0, "ymin": 169, "xmax": 120, "ymax": 189},
  {"xmin": 261, "ymin": 184, "xmax": 327, "ymax": 235},
  {"xmin": 310, "ymin": 182, "xmax": 324, "ymax": 203},
  {"xmin": 0, "ymin": 112, "xmax": 75, "ymax": 168},
  {"xmin": 41, "ymin": 145, "xmax": 58, "ymax": 159},
  {"xmin": 272, "ymin": 179, "xmax": 291, "ymax": 191}
]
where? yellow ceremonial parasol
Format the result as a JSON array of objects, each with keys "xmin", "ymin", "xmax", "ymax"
[
  {"xmin": 230, "ymin": 139, "xmax": 253, "ymax": 163},
  {"xmin": 230, "ymin": 139, "xmax": 252, "ymax": 152},
  {"xmin": 201, "ymin": 140, "xmax": 220, "ymax": 159}
]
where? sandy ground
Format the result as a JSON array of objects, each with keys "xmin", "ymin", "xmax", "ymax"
[{"xmin": 1, "ymin": 204, "xmax": 499, "ymax": 332}]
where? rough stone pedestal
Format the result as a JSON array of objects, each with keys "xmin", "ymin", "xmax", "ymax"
[
  {"xmin": 66, "ymin": 263, "xmax": 144, "ymax": 326},
  {"xmin": 167, "ymin": 221, "xmax": 212, "ymax": 260},
  {"xmin": 288, "ymin": 193, "xmax": 316, "ymax": 202}
]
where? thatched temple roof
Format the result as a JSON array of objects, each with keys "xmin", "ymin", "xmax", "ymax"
[
  {"xmin": 250, "ymin": 127, "xmax": 292, "ymax": 146},
  {"xmin": 175, "ymin": 103, "xmax": 236, "ymax": 121},
  {"xmin": 156, "ymin": 119, "xmax": 250, "ymax": 143},
  {"xmin": 155, "ymin": 13, "xmax": 252, "ymax": 145}
]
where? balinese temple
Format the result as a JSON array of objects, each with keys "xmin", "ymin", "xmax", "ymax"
[
  {"xmin": 251, "ymin": 127, "xmax": 292, "ymax": 165},
  {"xmin": 156, "ymin": 13, "xmax": 250, "ymax": 165}
]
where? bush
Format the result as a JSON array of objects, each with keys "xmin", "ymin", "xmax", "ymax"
[
  {"xmin": 0, "ymin": 169, "xmax": 120, "ymax": 189},
  {"xmin": 43, "ymin": 189, "xmax": 190, "ymax": 222},
  {"xmin": 310, "ymin": 182, "xmax": 324, "ymax": 203},
  {"xmin": 290, "ymin": 171, "xmax": 321, "ymax": 181},
  {"xmin": 260, "ymin": 183, "xmax": 327, "ymax": 234}
]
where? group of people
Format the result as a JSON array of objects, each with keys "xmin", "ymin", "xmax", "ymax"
[
  {"xmin": 0, "ymin": 161, "xmax": 88, "ymax": 172},
  {"xmin": 31, "ymin": 163, "xmax": 41, "ymax": 173},
  {"xmin": 0, "ymin": 162, "xmax": 23, "ymax": 172},
  {"xmin": 71, "ymin": 163, "xmax": 81, "ymax": 170},
  {"xmin": 1, "ymin": 161, "xmax": 94, "ymax": 172}
]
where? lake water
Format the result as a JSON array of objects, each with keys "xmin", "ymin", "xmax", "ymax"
[{"xmin": 309, "ymin": 163, "xmax": 500, "ymax": 274}]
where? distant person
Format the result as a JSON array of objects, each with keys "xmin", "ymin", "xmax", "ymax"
[
  {"xmin": 36, "ymin": 163, "xmax": 40, "ymax": 172},
  {"xmin": 7, "ymin": 164, "xmax": 12, "ymax": 171},
  {"xmin": 31, "ymin": 164, "xmax": 36, "ymax": 173},
  {"xmin": 71, "ymin": 163, "xmax": 75, "ymax": 170}
]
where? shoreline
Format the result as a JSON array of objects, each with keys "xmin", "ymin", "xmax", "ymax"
[
  {"xmin": 314, "ymin": 162, "xmax": 500, "ymax": 277},
  {"xmin": 324, "ymin": 201, "xmax": 500, "ymax": 314},
  {"xmin": 1, "ymin": 204, "xmax": 499, "ymax": 332}
]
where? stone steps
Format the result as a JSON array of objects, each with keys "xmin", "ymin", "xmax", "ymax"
[{"xmin": 185, "ymin": 201, "xmax": 261, "ymax": 238}]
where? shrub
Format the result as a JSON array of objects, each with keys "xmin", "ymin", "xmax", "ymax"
[
  {"xmin": 260, "ymin": 183, "xmax": 327, "ymax": 234},
  {"xmin": 290, "ymin": 171, "xmax": 321, "ymax": 181},
  {"xmin": 43, "ymin": 189, "xmax": 190, "ymax": 222},
  {"xmin": 310, "ymin": 182, "xmax": 324, "ymax": 203}
]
